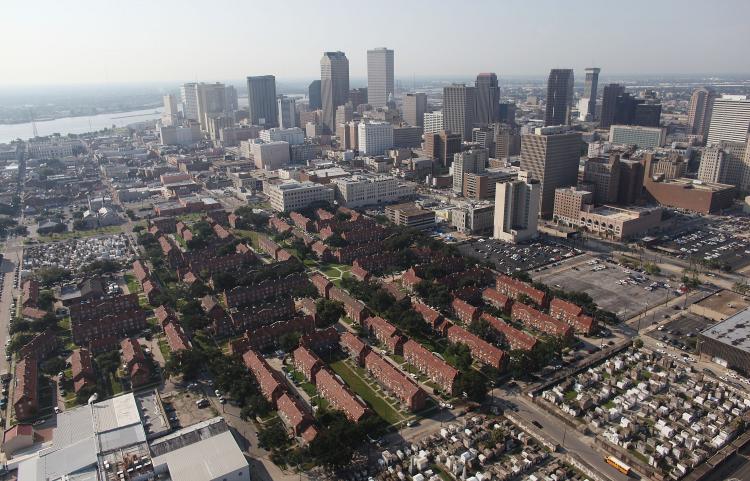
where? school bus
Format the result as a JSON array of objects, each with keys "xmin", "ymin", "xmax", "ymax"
[{"xmin": 606, "ymin": 456, "xmax": 631, "ymax": 475}]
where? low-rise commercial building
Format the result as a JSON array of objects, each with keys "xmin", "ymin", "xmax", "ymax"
[
  {"xmin": 332, "ymin": 174, "xmax": 415, "ymax": 208},
  {"xmin": 266, "ymin": 180, "xmax": 335, "ymax": 212}
]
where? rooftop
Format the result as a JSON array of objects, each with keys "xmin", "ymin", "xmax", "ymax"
[{"xmin": 701, "ymin": 307, "xmax": 750, "ymax": 353}]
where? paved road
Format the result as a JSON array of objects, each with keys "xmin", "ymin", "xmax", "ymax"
[{"xmin": 497, "ymin": 389, "xmax": 633, "ymax": 481}]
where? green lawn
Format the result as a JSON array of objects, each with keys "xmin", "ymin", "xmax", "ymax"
[
  {"xmin": 158, "ymin": 338, "xmax": 171, "ymax": 362},
  {"xmin": 234, "ymin": 229, "xmax": 261, "ymax": 249},
  {"xmin": 289, "ymin": 368, "xmax": 317, "ymax": 398},
  {"xmin": 109, "ymin": 374, "xmax": 123, "ymax": 395},
  {"xmin": 564, "ymin": 390, "xmax": 578, "ymax": 401},
  {"xmin": 38, "ymin": 225, "xmax": 123, "ymax": 243},
  {"xmin": 124, "ymin": 274, "xmax": 141, "ymax": 294},
  {"xmin": 329, "ymin": 360, "xmax": 403, "ymax": 425}
]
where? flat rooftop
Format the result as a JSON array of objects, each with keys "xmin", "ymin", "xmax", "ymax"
[{"xmin": 700, "ymin": 307, "xmax": 750, "ymax": 353}]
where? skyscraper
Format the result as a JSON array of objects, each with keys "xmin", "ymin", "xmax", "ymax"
[
  {"xmin": 247, "ymin": 75, "xmax": 278, "ymax": 128},
  {"xmin": 367, "ymin": 48, "xmax": 394, "ymax": 108},
  {"xmin": 443, "ymin": 84, "xmax": 476, "ymax": 141},
  {"xmin": 403, "ymin": 93, "xmax": 427, "ymax": 127},
  {"xmin": 195, "ymin": 82, "xmax": 228, "ymax": 131},
  {"xmin": 706, "ymin": 95, "xmax": 750, "ymax": 144},
  {"xmin": 277, "ymin": 96, "xmax": 297, "ymax": 129},
  {"xmin": 475, "ymin": 73, "xmax": 499, "ymax": 126},
  {"xmin": 349, "ymin": 88, "xmax": 368, "ymax": 109},
  {"xmin": 599, "ymin": 83, "xmax": 625, "ymax": 129},
  {"xmin": 308, "ymin": 80, "xmax": 322, "ymax": 110},
  {"xmin": 578, "ymin": 68, "xmax": 600, "ymax": 121},
  {"xmin": 688, "ymin": 87, "xmax": 717, "ymax": 140},
  {"xmin": 225, "ymin": 85, "xmax": 239, "ymax": 112},
  {"xmin": 494, "ymin": 173, "xmax": 541, "ymax": 243},
  {"xmin": 544, "ymin": 69, "xmax": 574, "ymax": 126},
  {"xmin": 520, "ymin": 126, "xmax": 582, "ymax": 217},
  {"xmin": 423, "ymin": 112, "xmax": 444, "ymax": 135},
  {"xmin": 180, "ymin": 83, "xmax": 200, "ymax": 121},
  {"xmin": 321, "ymin": 51, "xmax": 350, "ymax": 133},
  {"xmin": 162, "ymin": 94, "xmax": 179, "ymax": 127},
  {"xmin": 452, "ymin": 148, "xmax": 488, "ymax": 192}
]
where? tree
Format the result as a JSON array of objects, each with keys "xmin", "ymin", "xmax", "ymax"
[
  {"xmin": 165, "ymin": 348, "xmax": 206, "ymax": 381},
  {"xmin": 257, "ymin": 421, "xmax": 290, "ymax": 450},
  {"xmin": 633, "ymin": 338, "xmax": 644, "ymax": 349},
  {"xmin": 280, "ymin": 331, "xmax": 301, "ymax": 352},
  {"xmin": 325, "ymin": 233, "xmax": 347, "ymax": 248},
  {"xmin": 37, "ymin": 290, "xmax": 56, "ymax": 311},
  {"xmin": 458, "ymin": 370, "xmax": 488, "ymax": 403},
  {"xmin": 415, "ymin": 281, "xmax": 451, "ymax": 310},
  {"xmin": 41, "ymin": 357, "xmax": 67, "ymax": 376},
  {"xmin": 444, "ymin": 342, "xmax": 473, "ymax": 371},
  {"xmin": 315, "ymin": 299, "xmax": 345, "ymax": 328},
  {"xmin": 95, "ymin": 351, "xmax": 121, "ymax": 375},
  {"xmin": 82, "ymin": 259, "xmax": 121, "ymax": 276},
  {"xmin": 36, "ymin": 266, "xmax": 71, "ymax": 286},
  {"xmin": 7, "ymin": 332, "xmax": 35, "ymax": 354}
]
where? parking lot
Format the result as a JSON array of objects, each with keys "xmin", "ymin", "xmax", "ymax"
[
  {"xmin": 457, "ymin": 238, "xmax": 581, "ymax": 274},
  {"xmin": 652, "ymin": 227, "xmax": 750, "ymax": 271},
  {"xmin": 646, "ymin": 311, "xmax": 714, "ymax": 352},
  {"xmin": 534, "ymin": 256, "xmax": 674, "ymax": 321}
]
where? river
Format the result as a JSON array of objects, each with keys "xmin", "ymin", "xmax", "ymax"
[{"xmin": 0, "ymin": 107, "xmax": 163, "ymax": 144}]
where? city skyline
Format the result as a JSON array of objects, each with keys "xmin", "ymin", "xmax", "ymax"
[{"xmin": 3, "ymin": 0, "xmax": 750, "ymax": 87}]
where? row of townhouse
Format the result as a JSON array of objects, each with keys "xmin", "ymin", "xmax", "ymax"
[
  {"xmin": 258, "ymin": 235, "xmax": 294, "ymax": 261},
  {"xmin": 13, "ymin": 357, "xmax": 38, "ymax": 421},
  {"xmin": 229, "ymin": 315, "xmax": 315, "ymax": 354},
  {"xmin": 510, "ymin": 303, "xmax": 573, "ymax": 339},
  {"xmin": 480, "ymin": 313, "xmax": 538, "ymax": 352},
  {"xmin": 222, "ymin": 272, "xmax": 310, "ymax": 309},
  {"xmin": 363, "ymin": 316, "xmax": 405, "ymax": 354},
  {"xmin": 71, "ymin": 348, "xmax": 96, "ymax": 394},
  {"xmin": 363, "ymin": 350, "xmax": 427, "ymax": 411},
  {"xmin": 121, "ymin": 338, "xmax": 152, "ymax": 388},
  {"xmin": 228, "ymin": 297, "xmax": 296, "ymax": 332},
  {"xmin": 549, "ymin": 298, "xmax": 597, "ymax": 335},
  {"xmin": 311, "ymin": 273, "xmax": 370, "ymax": 324},
  {"xmin": 402, "ymin": 339, "xmax": 458, "ymax": 395},
  {"xmin": 243, "ymin": 350, "xmax": 319, "ymax": 443},
  {"xmin": 69, "ymin": 294, "xmax": 148, "ymax": 345},
  {"xmin": 495, "ymin": 274, "xmax": 549, "ymax": 307},
  {"xmin": 446, "ymin": 324, "xmax": 507, "ymax": 371},
  {"xmin": 292, "ymin": 345, "xmax": 369, "ymax": 422}
]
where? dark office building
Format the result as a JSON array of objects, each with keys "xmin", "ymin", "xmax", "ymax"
[
  {"xmin": 617, "ymin": 159, "xmax": 644, "ymax": 205},
  {"xmin": 443, "ymin": 84, "xmax": 476, "ymax": 141},
  {"xmin": 633, "ymin": 103, "xmax": 662, "ymax": 128},
  {"xmin": 349, "ymin": 88, "xmax": 368, "ymax": 109},
  {"xmin": 308, "ymin": 80, "xmax": 321, "ymax": 110},
  {"xmin": 600, "ymin": 84, "xmax": 626, "ymax": 129},
  {"xmin": 247, "ymin": 75, "xmax": 278, "ymax": 127},
  {"xmin": 424, "ymin": 131, "xmax": 462, "ymax": 168},
  {"xmin": 475, "ymin": 73, "xmax": 499, "ymax": 126},
  {"xmin": 498, "ymin": 102, "xmax": 516, "ymax": 125},
  {"xmin": 544, "ymin": 69, "xmax": 574, "ymax": 127}
]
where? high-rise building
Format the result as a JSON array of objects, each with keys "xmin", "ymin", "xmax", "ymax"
[
  {"xmin": 247, "ymin": 75, "xmax": 278, "ymax": 128},
  {"xmin": 578, "ymin": 68, "xmax": 600, "ymax": 121},
  {"xmin": 180, "ymin": 83, "xmax": 200, "ymax": 121},
  {"xmin": 393, "ymin": 126, "xmax": 423, "ymax": 149},
  {"xmin": 349, "ymin": 88, "xmax": 368, "ymax": 109},
  {"xmin": 321, "ymin": 51, "xmax": 350, "ymax": 133},
  {"xmin": 162, "ymin": 94, "xmax": 179, "ymax": 127},
  {"xmin": 404, "ymin": 93, "xmax": 427, "ymax": 127},
  {"xmin": 358, "ymin": 122, "xmax": 394, "ymax": 155},
  {"xmin": 519, "ymin": 126, "xmax": 582, "ymax": 217},
  {"xmin": 475, "ymin": 73, "xmax": 499, "ymax": 126},
  {"xmin": 452, "ymin": 148, "xmax": 488, "ymax": 192},
  {"xmin": 544, "ymin": 69, "xmax": 574, "ymax": 127},
  {"xmin": 581, "ymin": 153, "xmax": 621, "ymax": 205},
  {"xmin": 494, "ymin": 124, "xmax": 520, "ymax": 160},
  {"xmin": 698, "ymin": 141, "xmax": 747, "ymax": 186},
  {"xmin": 471, "ymin": 127, "xmax": 495, "ymax": 154},
  {"xmin": 633, "ymin": 103, "xmax": 662, "ymax": 127},
  {"xmin": 707, "ymin": 96, "xmax": 750, "ymax": 145},
  {"xmin": 336, "ymin": 103, "xmax": 353, "ymax": 126},
  {"xmin": 277, "ymin": 96, "xmax": 297, "ymax": 129},
  {"xmin": 498, "ymin": 103, "xmax": 516, "ymax": 125},
  {"xmin": 367, "ymin": 48, "xmax": 394, "ymax": 108},
  {"xmin": 423, "ymin": 131, "xmax": 461, "ymax": 167},
  {"xmin": 225, "ymin": 85, "xmax": 239, "ymax": 112},
  {"xmin": 308, "ymin": 80, "xmax": 322, "ymax": 110},
  {"xmin": 688, "ymin": 87, "xmax": 717, "ymax": 140},
  {"xmin": 599, "ymin": 84, "xmax": 626, "ymax": 129},
  {"xmin": 195, "ymin": 82, "xmax": 228, "ymax": 131},
  {"xmin": 609, "ymin": 125, "xmax": 666, "ymax": 149},
  {"xmin": 618, "ymin": 159, "xmax": 644, "ymax": 205},
  {"xmin": 494, "ymin": 173, "xmax": 541, "ymax": 243},
  {"xmin": 423, "ymin": 111, "xmax": 444, "ymax": 135},
  {"xmin": 443, "ymin": 84, "xmax": 476, "ymax": 141}
]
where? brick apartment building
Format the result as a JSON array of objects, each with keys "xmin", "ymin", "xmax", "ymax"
[
  {"xmin": 223, "ymin": 272, "xmax": 310, "ymax": 309},
  {"xmin": 363, "ymin": 350, "xmax": 427, "ymax": 411},
  {"xmin": 328, "ymin": 286, "xmax": 370, "ymax": 324},
  {"xmin": 268, "ymin": 216, "xmax": 293, "ymax": 234},
  {"xmin": 314, "ymin": 366, "xmax": 369, "ymax": 422},
  {"xmin": 164, "ymin": 322, "xmax": 191, "ymax": 352},
  {"xmin": 232, "ymin": 316, "xmax": 315, "ymax": 354},
  {"xmin": 446, "ymin": 325, "xmax": 506, "ymax": 370},
  {"xmin": 451, "ymin": 298, "xmax": 481, "ymax": 324},
  {"xmin": 481, "ymin": 288, "xmax": 513, "ymax": 314},
  {"xmin": 511, "ymin": 303, "xmax": 573, "ymax": 339},
  {"xmin": 71, "ymin": 348, "xmax": 96, "ymax": 394},
  {"xmin": 229, "ymin": 297, "xmax": 296, "ymax": 332},
  {"xmin": 121, "ymin": 338, "xmax": 151, "ymax": 388},
  {"xmin": 402, "ymin": 339, "xmax": 458, "ymax": 395},
  {"xmin": 277, "ymin": 392, "xmax": 318, "ymax": 443},
  {"xmin": 413, "ymin": 301, "xmax": 445, "ymax": 332},
  {"xmin": 495, "ymin": 274, "xmax": 549, "ymax": 307},
  {"xmin": 299, "ymin": 327, "xmax": 340, "ymax": 355},
  {"xmin": 293, "ymin": 346, "xmax": 324, "ymax": 383},
  {"xmin": 242, "ymin": 350, "xmax": 286, "ymax": 404},
  {"xmin": 340, "ymin": 331, "xmax": 371, "ymax": 366},
  {"xmin": 480, "ymin": 313, "xmax": 538, "ymax": 352},
  {"xmin": 70, "ymin": 294, "xmax": 148, "ymax": 345},
  {"xmin": 13, "ymin": 357, "xmax": 38, "ymax": 421},
  {"xmin": 363, "ymin": 316, "xmax": 405, "ymax": 354},
  {"xmin": 549, "ymin": 298, "xmax": 597, "ymax": 335},
  {"xmin": 17, "ymin": 330, "xmax": 57, "ymax": 362}
]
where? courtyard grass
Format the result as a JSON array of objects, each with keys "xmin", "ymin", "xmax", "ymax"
[
  {"xmin": 124, "ymin": 274, "xmax": 141, "ymax": 294},
  {"xmin": 329, "ymin": 359, "xmax": 403, "ymax": 425}
]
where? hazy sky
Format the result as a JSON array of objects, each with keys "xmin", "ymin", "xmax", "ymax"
[{"xmin": 4, "ymin": 0, "xmax": 750, "ymax": 86}]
